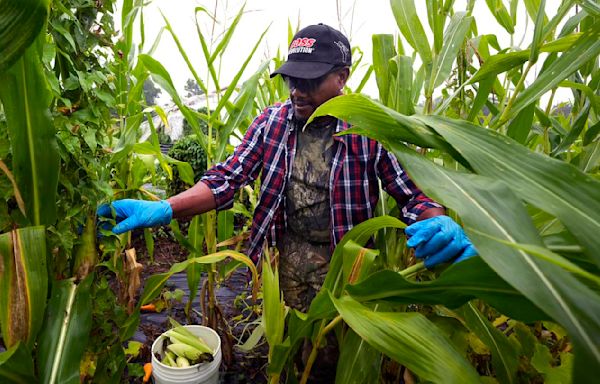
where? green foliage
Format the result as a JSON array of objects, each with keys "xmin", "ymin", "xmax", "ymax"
[{"xmin": 165, "ymin": 135, "xmax": 207, "ymax": 195}]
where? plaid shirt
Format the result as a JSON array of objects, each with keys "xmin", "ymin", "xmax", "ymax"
[{"xmin": 201, "ymin": 99, "xmax": 442, "ymax": 263}]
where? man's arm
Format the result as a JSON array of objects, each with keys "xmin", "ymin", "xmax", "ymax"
[
  {"xmin": 98, "ymin": 108, "xmax": 270, "ymax": 234},
  {"xmin": 167, "ymin": 181, "xmax": 216, "ymax": 219},
  {"xmin": 416, "ymin": 207, "xmax": 446, "ymax": 221}
]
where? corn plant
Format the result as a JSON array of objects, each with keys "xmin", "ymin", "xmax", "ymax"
[
  {"xmin": 294, "ymin": 0, "xmax": 599, "ymax": 383},
  {"xmin": 141, "ymin": 1, "xmax": 271, "ymax": 345}
]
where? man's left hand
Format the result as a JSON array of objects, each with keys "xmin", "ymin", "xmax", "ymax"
[{"xmin": 405, "ymin": 215, "xmax": 477, "ymax": 268}]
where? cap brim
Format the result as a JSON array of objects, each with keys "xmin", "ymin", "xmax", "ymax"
[{"xmin": 270, "ymin": 61, "xmax": 335, "ymax": 79}]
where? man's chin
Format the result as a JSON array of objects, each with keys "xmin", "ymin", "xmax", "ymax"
[{"xmin": 293, "ymin": 105, "xmax": 314, "ymax": 121}]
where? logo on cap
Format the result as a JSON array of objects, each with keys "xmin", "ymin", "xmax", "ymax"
[
  {"xmin": 334, "ymin": 40, "xmax": 350, "ymax": 63},
  {"xmin": 289, "ymin": 37, "xmax": 316, "ymax": 54}
]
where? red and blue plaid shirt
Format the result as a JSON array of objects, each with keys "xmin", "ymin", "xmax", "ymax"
[{"xmin": 201, "ymin": 99, "xmax": 442, "ymax": 263}]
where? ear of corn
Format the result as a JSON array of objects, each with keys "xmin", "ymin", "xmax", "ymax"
[
  {"xmin": 165, "ymin": 329, "xmax": 212, "ymax": 354},
  {"xmin": 176, "ymin": 356, "xmax": 190, "ymax": 367}
]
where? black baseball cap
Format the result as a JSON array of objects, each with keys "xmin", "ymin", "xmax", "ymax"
[{"xmin": 270, "ymin": 23, "xmax": 351, "ymax": 80}]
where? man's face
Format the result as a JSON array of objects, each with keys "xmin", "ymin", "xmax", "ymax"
[{"xmin": 285, "ymin": 68, "xmax": 349, "ymax": 121}]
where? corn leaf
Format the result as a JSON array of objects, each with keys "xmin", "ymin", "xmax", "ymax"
[
  {"xmin": 416, "ymin": 115, "xmax": 600, "ymax": 268},
  {"xmin": 0, "ymin": 43, "xmax": 59, "ymax": 225},
  {"xmin": 347, "ymin": 257, "xmax": 548, "ymax": 323},
  {"xmin": 389, "ymin": 55, "xmax": 415, "ymax": 115},
  {"xmin": 468, "ymin": 33, "xmax": 581, "ymax": 84},
  {"xmin": 372, "ymin": 34, "xmax": 396, "ymax": 105},
  {"xmin": 0, "ymin": 342, "xmax": 36, "ymax": 383},
  {"xmin": 161, "ymin": 12, "xmax": 207, "ymax": 95},
  {"xmin": 427, "ymin": 12, "xmax": 472, "ymax": 94},
  {"xmin": 331, "ymin": 294, "xmax": 480, "ymax": 384},
  {"xmin": 529, "ymin": 0, "xmax": 546, "ymax": 64},
  {"xmin": 208, "ymin": 4, "xmax": 245, "ymax": 65},
  {"xmin": 335, "ymin": 328, "xmax": 381, "ymax": 384},
  {"xmin": 485, "ymin": 0, "xmax": 515, "ymax": 34},
  {"xmin": 215, "ymin": 60, "xmax": 270, "ymax": 162},
  {"xmin": 139, "ymin": 250, "xmax": 259, "ymax": 305},
  {"xmin": 390, "ymin": 0, "xmax": 432, "ymax": 64},
  {"xmin": 210, "ymin": 26, "xmax": 269, "ymax": 124},
  {"xmin": 426, "ymin": 0, "xmax": 444, "ymax": 53},
  {"xmin": 0, "ymin": 0, "xmax": 49, "ymax": 73},
  {"xmin": 507, "ymin": 26, "xmax": 600, "ymax": 120},
  {"xmin": 311, "ymin": 94, "xmax": 447, "ymax": 151},
  {"xmin": 261, "ymin": 252, "xmax": 286, "ymax": 357},
  {"xmin": 37, "ymin": 276, "xmax": 93, "ymax": 384},
  {"xmin": 506, "ymin": 102, "xmax": 535, "ymax": 144},
  {"xmin": 0, "ymin": 227, "xmax": 47, "ymax": 349},
  {"xmin": 138, "ymin": 54, "xmax": 208, "ymax": 152},
  {"xmin": 385, "ymin": 138, "xmax": 600, "ymax": 382},
  {"xmin": 186, "ymin": 216, "xmax": 204, "ymax": 314},
  {"xmin": 460, "ymin": 302, "xmax": 519, "ymax": 384}
]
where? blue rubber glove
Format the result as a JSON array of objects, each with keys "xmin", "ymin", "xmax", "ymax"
[
  {"xmin": 405, "ymin": 215, "xmax": 477, "ymax": 268},
  {"xmin": 97, "ymin": 199, "xmax": 173, "ymax": 234}
]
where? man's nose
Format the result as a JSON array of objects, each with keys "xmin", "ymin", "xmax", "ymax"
[{"xmin": 290, "ymin": 86, "xmax": 307, "ymax": 98}]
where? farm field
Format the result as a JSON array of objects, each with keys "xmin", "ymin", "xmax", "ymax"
[{"xmin": 0, "ymin": 0, "xmax": 599, "ymax": 383}]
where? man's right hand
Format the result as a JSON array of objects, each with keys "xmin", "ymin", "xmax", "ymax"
[{"xmin": 97, "ymin": 199, "xmax": 173, "ymax": 234}]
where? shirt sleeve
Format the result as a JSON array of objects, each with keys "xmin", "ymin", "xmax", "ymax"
[
  {"xmin": 200, "ymin": 109, "xmax": 268, "ymax": 210},
  {"xmin": 376, "ymin": 145, "xmax": 443, "ymax": 224}
]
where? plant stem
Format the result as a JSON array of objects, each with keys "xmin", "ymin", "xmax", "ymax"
[
  {"xmin": 300, "ymin": 315, "xmax": 343, "ymax": 384},
  {"xmin": 494, "ymin": 62, "xmax": 533, "ymax": 127},
  {"xmin": 399, "ymin": 262, "xmax": 426, "ymax": 278}
]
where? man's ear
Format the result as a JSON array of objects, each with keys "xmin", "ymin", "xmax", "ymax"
[{"xmin": 337, "ymin": 67, "xmax": 350, "ymax": 88}]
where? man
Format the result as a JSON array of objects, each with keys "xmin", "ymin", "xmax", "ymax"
[{"xmin": 99, "ymin": 22, "xmax": 475, "ymax": 379}]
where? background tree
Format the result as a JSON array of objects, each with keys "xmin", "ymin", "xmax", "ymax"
[
  {"xmin": 143, "ymin": 79, "xmax": 162, "ymax": 105},
  {"xmin": 184, "ymin": 78, "xmax": 203, "ymax": 97}
]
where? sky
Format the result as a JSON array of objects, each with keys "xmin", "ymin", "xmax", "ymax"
[{"xmin": 122, "ymin": 0, "xmax": 570, "ymax": 103}]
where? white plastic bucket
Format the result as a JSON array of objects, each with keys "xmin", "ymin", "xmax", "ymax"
[{"xmin": 151, "ymin": 325, "xmax": 222, "ymax": 384}]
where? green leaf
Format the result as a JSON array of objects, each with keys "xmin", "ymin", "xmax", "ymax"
[
  {"xmin": 529, "ymin": 0, "xmax": 546, "ymax": 63},
  {"xmin": 322, "ymin": 216, "xmax": 406, "ymax": 296},
  {"xmin": 468, "ymin": 33, "xmax": 581, "ymax": 84},
  {"xmin": 217, "ymin": 210, "xmax": 233, "ymax": 244},
  {"xmin": 390, "ymin": 0, "xmax": 432, "ymax": 64},
  {"xmin": 427, "ymin": 12, "xmax": 472, "ymax": 94},
  {"xmin": 460, "ymin": 303, "xmax": 519, "ymax": 384},
  {"xmin": 37, "ymin": 276, "xmax": 93, "ymax": 384},
  {"xmin": 335, "ymin": 329, "xmax": 381, "ymax": 384},
  {"xmin": 584, "ymin": 120, "xmax": 600, "ymax": 146},
  {"xmin": 0, "ymin": 342, "xmax": 36, "ymax": 383},
  {"xmin": 551, "ymin": 102, "xmax": 590, "ymax": 156},
  {"xmin": 262, "ymin": 252, "xmax": 286, "ymax": 356},
  {"xmin": 331, "ymin": 295, "xmax": 480, "ymax": 384},
  {"xmin": 215, "ymin": 60, "xmax": 270, "ymax": 162},
  {"xmin": 384, "ymin": 132, "xmax": 600, "ymax": 382},
  {"xmin": 210, "ymin": 26, "xmax": 270, "ymax": 126},
  {"xmin": 311, "ymin": 94, "xmax": 448, "ymax": 151},
  {"xmin": 0, "ymin": 227, "xmax": 48, "ymax": 349},
  {"xmin": 139, "ymin": 250, "xmax": 258, "ymax": 306},
  {"xmin": 506, "ymin": 103, "xmax": 535, "ymax": 144},
  {"xmin": 485, "ymin": 0, "xmax": 515, "ymax": 34},
  {"xmin": 161, "ymin": 12, "xmax": 207, "ymax": 95},
  {"xmin": 390, "ymin": 55, "xmax": 415, "ymax": 115},
  {"xmin": 347, "ymin": 257, "xmax": 548, "ymax": 323},
  {"xmin": 0, "ymin": 0, "xmax": 49, "ymax": 73},
  {"xmin": 0, "ymin": 43, "xmax": 59, "ymax": 225},
  {"xmin": 372, "ymin": 34, "xmax": 396, "ymax": 105},
  {"xmin": 508, "ymin": 26, "xmax": 600, "ymax": 120},
  {"xmin": 208, "ymin": 5, "xmax": 245, "ymax": 64},
  {"xmin": 467, "ymin": 77, "xmax": 495, "ymax": 122},
  {"xmin": 186, "ymin": 216, "xmax": 204, "ymax": 312},
  {"xmin": 416, "ymin": 115, "xmax": 600, "ymax": 269},
  {"xmin": 138, "ymin": 54, "xmax": 207, "ymax": 151}
]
